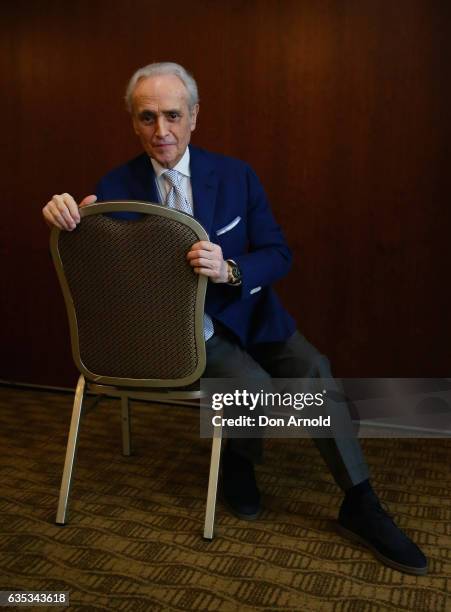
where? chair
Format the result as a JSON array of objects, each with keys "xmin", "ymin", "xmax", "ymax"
[{"xmin": 50, "ymin": 201, "xmax": 222, "ymax": 539}]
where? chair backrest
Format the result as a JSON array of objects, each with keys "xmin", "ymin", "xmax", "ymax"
[{"xmin": 50, "ymin": 201, "xmax": 208, "ymax": 387}]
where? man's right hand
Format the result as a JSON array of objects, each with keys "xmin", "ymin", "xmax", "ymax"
[{"xmin": 42, "ymin": 193, "xmax": 98, "ymax": 230}]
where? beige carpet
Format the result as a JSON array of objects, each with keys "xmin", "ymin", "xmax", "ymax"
[{"xmin": 0, "ymin": 386, "xmax": 449, "ymax": 611}]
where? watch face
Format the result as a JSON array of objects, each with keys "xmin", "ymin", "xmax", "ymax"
[
  {"xmin": 227, "ymin": 260, "xmax": 242, "ymax": 284},
  {"xmin": 231, "ymin": 264, "xmax": 241, "ymax": 282}
]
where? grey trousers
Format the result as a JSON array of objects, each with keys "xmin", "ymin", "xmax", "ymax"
[{"xmin": 205, "ymin": 329, "xmax": 370, "ymax": 491}]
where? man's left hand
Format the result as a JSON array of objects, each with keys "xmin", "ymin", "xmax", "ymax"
[{"xmin": 187, "ymin": 241, "xmax": 228, "ymax": 283}]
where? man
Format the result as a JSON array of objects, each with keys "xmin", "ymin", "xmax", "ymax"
[{"xmin": 42, "ymin": 62, "xmax": 427, "ymax": 575}]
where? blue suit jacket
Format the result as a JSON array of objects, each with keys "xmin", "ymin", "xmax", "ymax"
[{"xmin": 95, "ymin": 145, "xmax": 296, "ymax": 347}]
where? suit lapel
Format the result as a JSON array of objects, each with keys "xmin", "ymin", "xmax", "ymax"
[
  {"xmin": 131, "ymin": 154, "xmax": 160, "ymax": 203},
  {"xmin": 189, "ymin": 145, "xmax": 218, "ymax": 238}
]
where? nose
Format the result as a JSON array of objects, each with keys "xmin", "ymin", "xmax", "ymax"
[{"xmin": 155, "ymin": 116, "xmax": 169, "ymax": 139}]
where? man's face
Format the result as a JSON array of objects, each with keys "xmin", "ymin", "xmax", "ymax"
[{"xmin": 131, "ymin": 74, "xmax": 198, "ymax": 168}]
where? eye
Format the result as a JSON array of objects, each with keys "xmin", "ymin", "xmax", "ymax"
[
  {"xmin": 139, "ymin": 111, "xmax": 155, "ymax": 125},
  {"xmin": 166, "ymin": 111, "xmax": 181, "ymax": 122}
]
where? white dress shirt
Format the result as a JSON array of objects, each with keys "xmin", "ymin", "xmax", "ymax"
[
  {"xmin": 150, "ymin": 148, "xmax": 194, "ymax": 211},
  {"xmin": 149, "ymin": 148, "xmax": 214, "ymax": 340}
]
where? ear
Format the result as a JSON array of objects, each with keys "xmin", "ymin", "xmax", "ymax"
[
  {"xmin": 132, "ymin": 114, "xmax": 140, "ymax": 135},
  {"xmin": 190, "ymin": 104, "xmax": 199, "ymax": 132}
]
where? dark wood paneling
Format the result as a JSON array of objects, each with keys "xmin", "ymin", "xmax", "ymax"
[{"xmin": 1, "ymin": 0, "xmax": 450, "ymax": 385}]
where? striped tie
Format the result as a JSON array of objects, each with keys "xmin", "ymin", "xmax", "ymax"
[{"xmin": 163, "ymin": 169, "xmax": 214, "ymax": 341}]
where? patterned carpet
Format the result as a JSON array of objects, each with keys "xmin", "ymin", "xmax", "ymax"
[{"xmin": 0, "ymin": 386, "xmax": 449, "ymax": 611}]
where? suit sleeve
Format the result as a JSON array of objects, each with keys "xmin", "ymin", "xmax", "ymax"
[{"xmin": 232, "ymin": 165, "xmax": 292, "ymax": 299}]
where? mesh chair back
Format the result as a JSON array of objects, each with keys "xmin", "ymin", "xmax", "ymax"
[{"xmin": 50, "ymin": 201, "xmax": 208, "ymax": 387}]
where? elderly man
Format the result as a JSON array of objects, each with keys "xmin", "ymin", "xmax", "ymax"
[{"xmin": 42, "ymin": 62, "xmax": 427, "ymax": 575}]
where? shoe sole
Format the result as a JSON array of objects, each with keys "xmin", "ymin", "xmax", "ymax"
[
  {"xmin": 336, "ymin": 524, "xmax": 428, "ymax": 576},
  {"xmin": 221, "ymin": 496, "xmax": 262, "ymax": 521}
]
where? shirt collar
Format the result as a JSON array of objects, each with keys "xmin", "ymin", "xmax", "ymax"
[{"xmin": 150, "ymin": 147, "xmax": 191, "ymax": 179}]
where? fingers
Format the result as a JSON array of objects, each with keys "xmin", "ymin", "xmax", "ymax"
[
  {"xmin": 42, "ymin": 193, "xmax": 96, "ymax": 231},
  {"xmin": 187, "ymin": 241, "xmax": 228, "ymax": 283},
  {"xmin": 186, "ymin": 242, "xmax": 221, "ymax": 268},
  {"xmin": 80, "ymin": 194, "xmax": 97, "ymax": 208},
  {"xmin": 187, "ymin": 241, "xmax": 221, "ymax": 259},
  {"xmin": 189, "ymin": 241, "xmax": 215, "ymax": 252}
]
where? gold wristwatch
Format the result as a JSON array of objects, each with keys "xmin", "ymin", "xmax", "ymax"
[{"xmin": 226, "ymin": 259, "xmax": 242, "ymax": 286}]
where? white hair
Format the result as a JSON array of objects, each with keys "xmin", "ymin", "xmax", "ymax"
[{"xmin": 125, "ymin": 61, "xmax": 199, "ymax": 113}]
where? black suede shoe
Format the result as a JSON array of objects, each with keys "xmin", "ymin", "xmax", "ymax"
[
  {"xmin": 221, "ymin": 449, "xmax": 261, "ymax": 520},
  {"xmin": 337, "ymin": 492, "xmax": 428, "ymax": 575}
]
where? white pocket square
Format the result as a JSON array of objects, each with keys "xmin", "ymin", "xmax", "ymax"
[{"xmin": 216, "ymin": 216, "xmax": 241, "ymax": 236}]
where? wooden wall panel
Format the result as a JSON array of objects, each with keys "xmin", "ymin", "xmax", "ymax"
[{"xmin": 1, "ymin": 0, "xmax": 450, "ymax": 385}]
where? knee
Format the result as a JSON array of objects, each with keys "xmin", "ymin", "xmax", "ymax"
[
  {"xmin": 285, "ymin": 331, "xmax": 333, "ymax": 378},
  {"xmin": 309, "ymin": 353, "xmax": 332, "ymax": 378}
]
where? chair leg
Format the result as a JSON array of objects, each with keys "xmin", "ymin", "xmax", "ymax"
[
  {"xmin": 121, "ymin": 395, "xmax": 132, "ymax": 456},
  {"xmin": 56, "ymin": 374, "xmax": 86, "ymax": 525},
  {"xmin": 203, "ymin": 418, "xmax": 223, "ymax": 539}
]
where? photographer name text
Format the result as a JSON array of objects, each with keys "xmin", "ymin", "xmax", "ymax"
[{"xmin": 211, "ymin": 415, "xmax": 331, "ymax": 428}]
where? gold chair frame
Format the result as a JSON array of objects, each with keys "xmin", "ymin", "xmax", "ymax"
[{"xmin": 50, "ymin": 201, "xmax": 222, "ymax": 539}]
